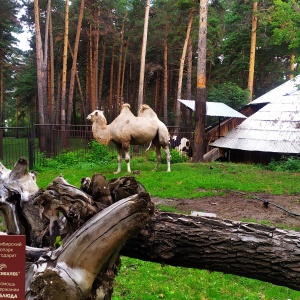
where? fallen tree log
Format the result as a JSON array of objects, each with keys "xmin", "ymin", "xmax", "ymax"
[
  {"xmin": 1, "ymin": 157, "xmax": 300, "ymax": 299},
  {"xmin": 0, "ymin": 158, "xmax": 153, "ymax": 299},
  {"xmin": 121, "ymin": 212, "xmax": 300, "ymax": 291}
]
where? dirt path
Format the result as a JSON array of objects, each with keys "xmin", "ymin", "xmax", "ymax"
[{"xmin": 152, "ymin": 191, "xmax": 300, "ymax": 229}]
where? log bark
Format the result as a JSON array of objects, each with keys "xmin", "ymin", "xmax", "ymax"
[{"xmin": 121, "ymin": 212, "xmax": 300, "ymax": 291}]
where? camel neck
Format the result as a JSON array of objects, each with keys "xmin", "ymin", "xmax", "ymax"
[{"xmin": 92, "ymin": 122, "xmax": 110, "ymax": 145}]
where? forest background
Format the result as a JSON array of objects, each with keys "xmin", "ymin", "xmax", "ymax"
[{"xmin": 0, "ymin": 0, "xmax": 299, "ymax": 130}]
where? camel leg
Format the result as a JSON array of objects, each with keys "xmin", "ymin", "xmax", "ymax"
[
  {"xmin": 114, "ymin": 147, "xmax": 122, "ymax": 174},
  {"xmin": 153, "ymin": 144, "xmax": 162, "ymax": 171},
  {"xmin": 163, "ymin": 146, "xmax": 171, "ymax": 172},
  {"xmin": 123, "ymin": 142, "xmax": 131, "ymax": 173}
]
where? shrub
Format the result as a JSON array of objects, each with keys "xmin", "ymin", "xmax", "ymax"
[
  {"xmin": 34, "ymin": 140, "xmax": 114, "ymax": 170},
  {"xmin": 85, "ymin": 140, "xmax": 114, "ymax": 164},
  {"xmin": 265, "ymin": 156, "xmax": 300, "ymax": 172},
  {"xmin": 147, "ymin": 148, "xmax": 189, "ymax": 164}
]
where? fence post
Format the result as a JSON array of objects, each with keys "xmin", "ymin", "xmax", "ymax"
[{"xmin": 28, "ymin": 127, "xmax": 35, "ymax": 169}]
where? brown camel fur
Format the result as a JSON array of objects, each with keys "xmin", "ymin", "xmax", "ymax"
[{"xmin": 87, "ymin": 103, "xmax": 171, "ymax": 173}]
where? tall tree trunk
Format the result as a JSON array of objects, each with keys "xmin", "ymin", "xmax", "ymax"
[
  {"xmin": 98, "ymin": 40, "xmax": 106, "ymax": 108},
  {"xmin": 47, "ymin": 55, "xmax": 51, "ymax": 119},
  {"xmin": 34, "ymin": 0, "xmax": 52, "ymax": 155},
  {"xmin": 154, "ymin": 71, "xmax": 159, "ymax": 112},
  {"xmin": 163, "ymin": 39, "xmax": 168, "ymax": 125},
  {"xmin": 247, "ymin": 0, "xmax": 258, "ymax": 102},
  {"xmin": 121, "ymin": 38, "xmax": 129, "ymax": 104},
  {"xmin": 68, "ymin": 42, "xmax": 84, "ymax": 118},
  {"xmin": 186, "ymin": 36, "xmax": 193, "ymax": 129},
  {"xmin": 174, "ymin": 8, "xmax": 194, "ymax": 135},
  {"xmin": 116, "ymin": 14, "xmax": 127, "ymax": 113},
  {"xmin": 137, "ymin": 0, "xmax": 150, "ymax": 111},
  {"xmin": 0, "ymin": 58, "xmax": 4, "ymax": 125},
  {"xmin": 49, "ymin": 11, "xmax": 55, "ymax": 123},
  {"xmin": 42, "ymin": 0, "xmax": 51, "ymax": 124},
  {"xmin": 109, "ymin": 37, "xmax": 116, "ymax": 119},
  {"xmin": 86, "ymin": 44, "xmax": 92, "ymax": 114},
  {"xmin": 61, "ymin": 0, "xmax": 69, "ymax": 126},
  {"xmin": 34, "ymin": 0, "xmax": 46, "ymax": 125},
  {"xmin": 67, "ymin": 0, "xmax": 85, "ymax": 125},
  {"xmin": 89, "ymin": 8, "xmax": 100, "ymax": 113},
  {"xmin": 193, "ymin": 0, "xmax": 208, "ymax": 162},
  {"xmin": 56, "ymin": 70, "xmax": 61, "ymax": 124}
]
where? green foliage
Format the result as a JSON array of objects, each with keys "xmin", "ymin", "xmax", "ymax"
[
  {"xmin": 34, "ymin": 140, "xmax": 114, "ymax": 170},
  {"xmin": 147, "ymin": 149, "xmax": 189, "ymax": 164},
  {"xmin": 269, "ymin": 0, "xmax": 300, "ymax": 49},
  {"xmin": 264, "ymin": 156, "xmax": 300, "ymax": 172},
  {"xmin": 54, "ymin": 236, "xmax": 62, "ymax": 248},
  {"xmin": 207, "ymin": 82, "xmax": 249, "ymax": 110},
  {"xmin": 85, "ymin": 140, "xmax": 114, "ymax": 164}
]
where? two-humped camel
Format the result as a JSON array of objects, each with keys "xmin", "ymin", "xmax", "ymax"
[{"xmin": 87, "ymin": 103, "xmax": 171, "ymax": 173}]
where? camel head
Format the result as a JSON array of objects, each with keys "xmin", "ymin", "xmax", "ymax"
[{"xmin": 87, "ymin": 110, "xmax": 107, "ymax": 125}]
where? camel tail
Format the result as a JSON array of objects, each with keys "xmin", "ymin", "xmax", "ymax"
[{"xmin": 145, "ymin": 141, "xmax": 152, "ymax": 152}]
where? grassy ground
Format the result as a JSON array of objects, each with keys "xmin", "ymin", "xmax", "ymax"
[
  {"xmin": 36, "ymin": 160, "xmax": 300, "ymax": 196},
  {"xmin": 33, "ymin": 159, "xmax": 300, "ymax": 300},
  {"xmin": 113, "ymin": 257, "xmax": 299, "ymax": 300}
]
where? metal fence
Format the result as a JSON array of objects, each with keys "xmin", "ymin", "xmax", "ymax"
[
  {"xmin": 0, "ymin": 125, "xmax": 194, "ymax": 169},
  {"xmin": 0, "ymin": 125, "xmax": 93, "ymax": 169}
]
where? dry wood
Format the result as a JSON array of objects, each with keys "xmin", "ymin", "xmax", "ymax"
[{"xmin": 26, "ymin": 192, "xmax": 153, "ymax": 300}]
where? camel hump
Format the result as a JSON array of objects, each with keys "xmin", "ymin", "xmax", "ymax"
[
  {"xmin": 121, "ymin": 103, "xmax": 131, "ymax": 110},
  {"xmin": 138, "ymin": 104, "xmax": 158, "ymax": 119},
  {"xmin": 139, "ymin": 104, "xmax": 150, "ymax": 114},
  {"xmin": 141, "ymin": 104, "xmax": 150, "ymax": 109}
]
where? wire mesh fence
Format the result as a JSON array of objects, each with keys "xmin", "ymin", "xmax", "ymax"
[{"xmin": 0, "ymin": 125, "xmax": 194, "ymax": 169}]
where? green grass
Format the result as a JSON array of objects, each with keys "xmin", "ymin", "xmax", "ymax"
[
  {"xmin": 35, "ymin": 160, "xmax": 300, "ymax": 197},
  {"xmin": 113, "ymin": 257, "xmax": 300, "ymax": 300},
  {"xmin": 30, "ymin": 157, "xmax": 300, "ymax": 299}
]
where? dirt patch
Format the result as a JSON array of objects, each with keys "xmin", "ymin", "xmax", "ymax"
[{"xmin": 152, "ymin": 191, "xmax": 300, "ymax": 229}]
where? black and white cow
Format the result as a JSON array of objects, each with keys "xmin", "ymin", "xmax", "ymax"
[{"xmin": 169, "ymin": 136, "xmax": 193, "ymax": 157}]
